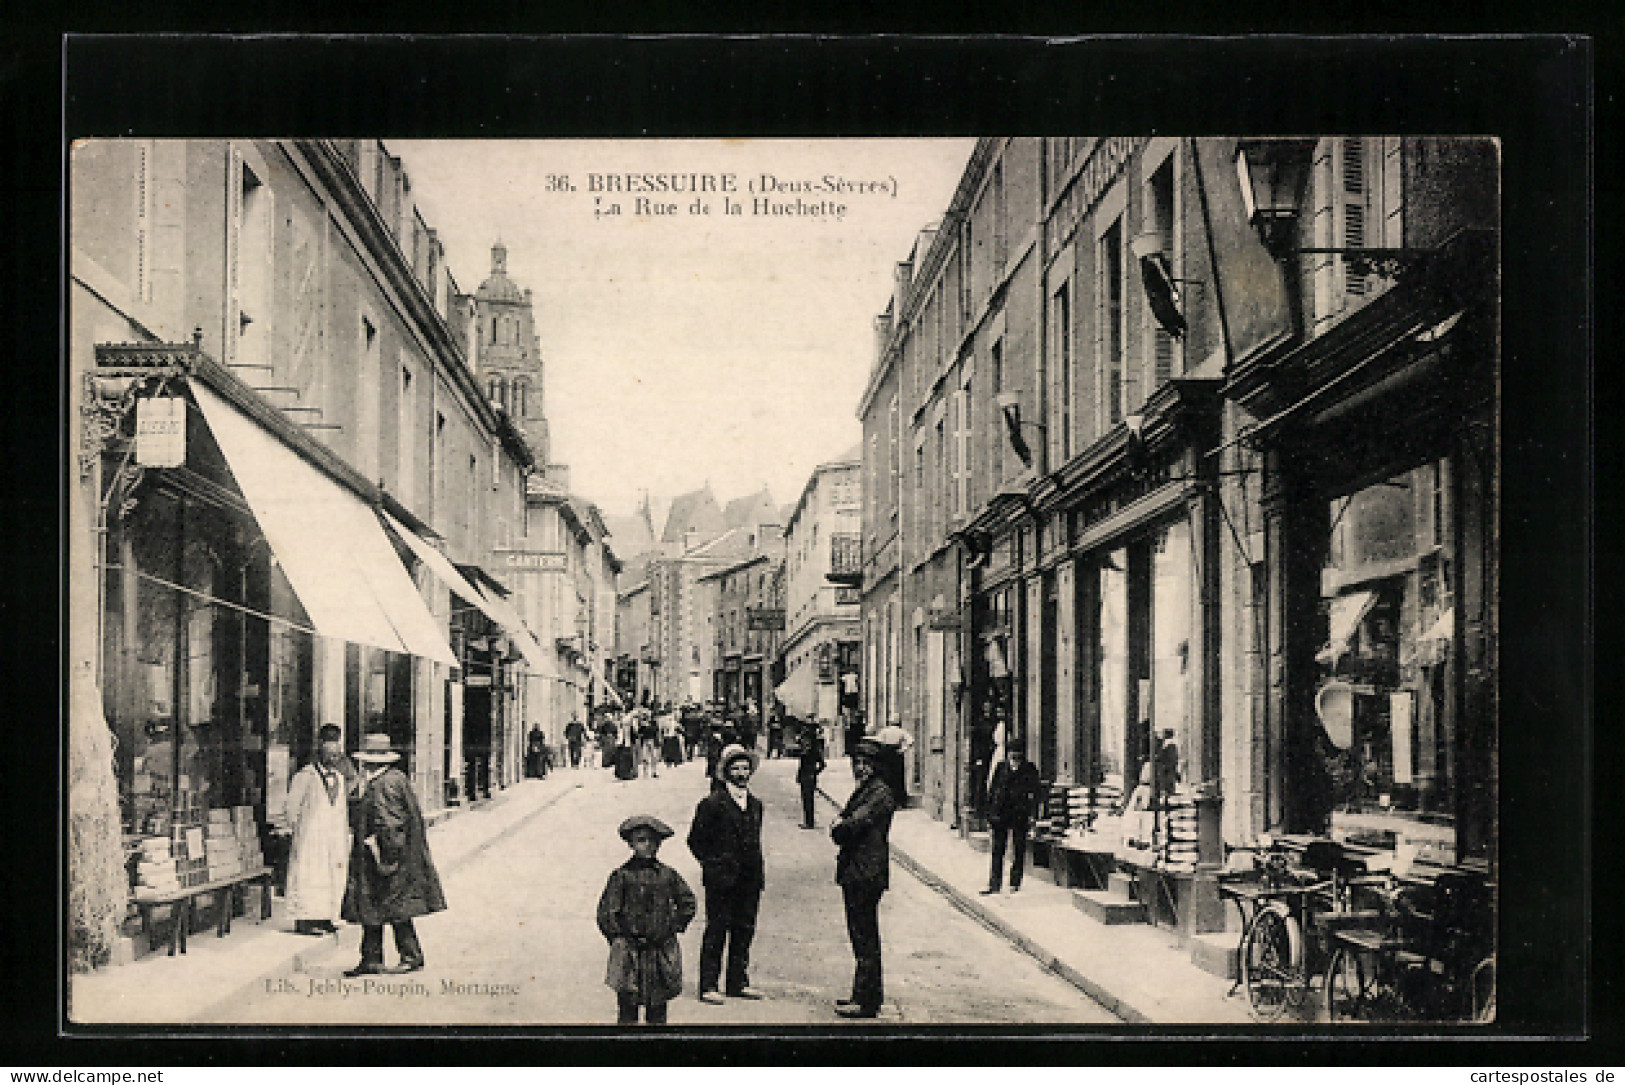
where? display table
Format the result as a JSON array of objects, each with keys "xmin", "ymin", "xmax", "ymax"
[{"xmin": 131, "ymin": 865, "xmax": 273, "ymax": 956}]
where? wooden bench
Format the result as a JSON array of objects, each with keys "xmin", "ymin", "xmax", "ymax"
[{"xmin": 131, "ymin": 866, "xmax": 273, "ymax": 956}]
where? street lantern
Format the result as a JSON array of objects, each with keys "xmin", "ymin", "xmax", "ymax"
[{"xmin": 1233, "ymin": 138, "xmax": 1315, "ymax": 259}]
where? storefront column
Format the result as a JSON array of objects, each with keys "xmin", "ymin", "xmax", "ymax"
[
  {"xmin": 411, "ymin": 656, "xmax": 435, "ymax": 811},
  {"xmin": 317, "ymin": 638, "xmax": 346, "ymax": 739},
  {"xmin": 1186, "ymin": 477, "xmax": 1228, "ymax": 935}
]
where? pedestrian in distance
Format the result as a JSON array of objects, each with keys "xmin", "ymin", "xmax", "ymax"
[
  {"xmin": 872, "ymin": 722, "xmax": 912, "ymax": 808},
  {"xmin": 686, "ymin": 743, "xmax": 766, "ymax": 1004},
  {"xmin": 597, "ymin": 815, "xmax": 697, "ymax": 1025},
  {"xmin": 796, "ymin": 723, "xmax": 827, "ymax": 830},
  {"xmin": 284, "ymin": 724, "xmax": 352, "ymax": 936},
  {"xmin": 340, "ymin": 733, "xmax": 446, "ymax": 976},
  {"xmin": 526, "ymin": 724, "xmax": 548, "ymax": 779},
  {"xmin": 830, "ymin": 737, "xmax": 897, "ymax": 1019},
  {"xmin": 565, "ymin": 716, "xmax": 586, "ymax": 769},
  {"xmin": 980, "ymin": 737, "xmax": 1042, "ymax": 894},
  {"xmin": 638, "ymin": 710, "xmax": 661, "ymax": 779},
  {"xmin": 599, "ymin": 717, "xmax": 618, "ymax": 769}
]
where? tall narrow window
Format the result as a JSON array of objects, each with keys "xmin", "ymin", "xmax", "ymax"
[
  {"xmin": 356, "ymin": 314, "xmax": 380, "ymax": 478},
  {"xmin": 888, "ymin": 396, "xmax": 901, "ymax": 527},
  {"xmin": 512, "ymin": 378, "xmax": 528, "ymax": 420},
  {"xmin": 231, "ymin": 156, "xmax": 273, "ymax": 374},
  {"xmin": 990, "ymin": 338, "xmax": 1005, "ymax": 484},
  {"xmin": 1099, "ymin": 220, "xmax": 1125, "ymax": 427},
  {"xmin": 992, "ymin": 158, "xmax": 1007, "ymax": 276},
  {"xmin": 397, "ymin": 363, "xmax": 415, "ymax": 507},
  {"xmin": 1145, "ymin": 155, "xmax": 1180, "ymax": 389},
  {"xmin": 1052, "ymin": 281, "xmax": 1073, "ymax": 463}
]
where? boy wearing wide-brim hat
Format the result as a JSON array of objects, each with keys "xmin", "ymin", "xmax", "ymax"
[
  {"xmin": 340, "ymin": 733, "xmax": 446, "ymax": 976},
  {"xmin": 598, "ymin": 815, "xmax": 697, "ymax": 1025},
  {"xmin": 685, "ymin": 743, "xmax": 766, "ymax": 1003}
]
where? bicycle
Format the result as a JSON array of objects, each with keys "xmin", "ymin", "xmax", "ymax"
[
  {"xmin": 1230, "ymin": 837, "xmax": 1386, "ymax": 1021},
  {"xmin": 1323, "ymin": 868, "xmax": 1496, "ymax": 1023}
]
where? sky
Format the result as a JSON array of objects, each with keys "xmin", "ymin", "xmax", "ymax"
[{"xmin": 389, "ymin": 139, "xmax": 977, "ymax": 523}]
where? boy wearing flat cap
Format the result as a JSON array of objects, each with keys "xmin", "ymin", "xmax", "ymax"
[
  {"xmin": 598, "ymin": 815, "xmax": 697, "ymax": 1025},
  {"xmin": 686, "ymin": 743, "xmax": 766, "ymax": 1004}
]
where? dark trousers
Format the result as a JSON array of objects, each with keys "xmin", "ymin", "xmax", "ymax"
[
  {"xmin": 800, "ymin": 779, "xmax": 819, "ymax": 826},
  {"xmin": 699, "ymin": 882, "xmax": 761, "ymax": 994},
  {"xmin": 568, "ymin": 742, "xmax": 582, "ymax": 767},
  {"xmin": 988, "ymin": 820, "xmax": 1029, "ymax": 890},
  {"xmin": 359, "ymin": 919, "xmax": 422, "ymax": 966},
  {"xmin": 617, "ymin": 992, "xmax": 668, "ymax": 1024},
  {"xmin": 842, "ymin": 882, "xmax": 885, "ymax": 1011}
]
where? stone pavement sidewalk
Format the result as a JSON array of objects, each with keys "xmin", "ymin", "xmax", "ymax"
[
  {"xmin": 816, "ymin": 760, "xmax": 1253, "ymax": 1025},
  {"xmin": 67, "ymin": 770, "xmax": 592, "ymax": 1025}
]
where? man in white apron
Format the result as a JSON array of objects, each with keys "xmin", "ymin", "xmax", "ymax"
[{"xmin": 284, "ymin": 724, "xmax": 353, "ymax": 935}]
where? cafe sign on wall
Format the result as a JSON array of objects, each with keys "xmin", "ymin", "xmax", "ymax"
[
  {"xmin": 135, "ymin": 397, "xmax": 186, "ymax": 467},
  {"xmin": 497, "ymin": 549, "xmax": 567, "ymax": 572}
]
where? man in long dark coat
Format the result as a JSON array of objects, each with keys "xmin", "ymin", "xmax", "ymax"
[
  {"xmin": 341, "ymin": 732, "xmax": 446, "ymax": 976},
  {"xmin": 685, "ymin": 744, "xmax": 766, "ymax": 1003},
  {"xmin": 830, "ymin": 737, "xmax": 897, "ymax": 1019}
]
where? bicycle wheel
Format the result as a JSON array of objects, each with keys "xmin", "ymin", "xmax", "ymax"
[
  {"xmin": 1242, "ymin": 907, "xmax": 1304, "ymax": 1021},
  {"xmin": 1324, "ymin": 945, "xmax": 1371, "ymax": 1022},
  {"xmin": 1468, "ymin": 956, "xmax": 1496, "ymax": 1023}
]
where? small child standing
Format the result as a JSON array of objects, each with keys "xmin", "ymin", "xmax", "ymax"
[{"xmin": 597, "ymin": 814, "xmax": 698, "ymax": 1024}]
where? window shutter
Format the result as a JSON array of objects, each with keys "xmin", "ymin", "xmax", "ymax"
[
  {"xmin": 1341, "ymin": 138, "xmax": 1369, "ymax": 297},
  {"xmin": 225, "ymin": 149, "xmax": 243, "ymax": 364},
  {"xmin": 135, "ymin": 142, "xmax": 152, "ymax": 305}
]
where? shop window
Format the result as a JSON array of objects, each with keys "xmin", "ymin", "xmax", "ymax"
[
  {"xmin": 1314, "ymin": 458, "xmax": 1456, "ymax": 861},
  {"xmin": 1095, "ymin": 549, "xmax": 1130, "ymax": 788}
]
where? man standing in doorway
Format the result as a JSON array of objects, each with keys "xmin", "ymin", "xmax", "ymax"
[
  {"xmin": 686, "ymin": 744, "xmax": 766, "ymax": 1003},
  {"xmin": 284, "ymin": 724, "xmax": 353, "ymax": 936},
  {"xmin": 830, "ymin": 737, "xmax": 896, "ymax": 1019},
  {"xmin": 980, "ymin": 738, "xmax": 1042, "ymax": 894},
  {"xmin": 341, "ymin": 733, "xmax": 447, "ymax": 976}
]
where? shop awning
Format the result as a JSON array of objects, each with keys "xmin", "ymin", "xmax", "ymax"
[
  {"xmin": 191, "ymin": 383, "xmax": 456, "ymax": 665},
  {"xmin": 378, "ymin": 509, "xmax": 543, "ymax": 665},
  {"xmin": 773, "ymin": 664, "xmax": 816, "ymax": 718},
  {"xmin": 465, "ymin": 577, "xmax": 548, "ymax": 669},
  {"xmin": 593, "ymin": 672, "xmax": 625, "ymax": 710},
  {"xmin": 1316, "ymin": 589, "xmax": 1378, "ymax": 666}
]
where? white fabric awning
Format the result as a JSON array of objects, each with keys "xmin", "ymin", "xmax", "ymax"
[
  {"xmin": 381, "ymin": 510, "xmax": 514, "ymax": 632},
  {"xmin": 773, "ymin": 664, "xmax": 816, "ymax": 718},
  {"xmin": 191, "ymin": 383, "xmax": 456, "ymax": 665}
]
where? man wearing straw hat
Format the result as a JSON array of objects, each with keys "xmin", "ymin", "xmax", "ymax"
[
  {"xmin": 685, "ymin": 743, "xmax": 766, "ymax": 1003},
  {"xmin": 341, "ymin": 732, "xmax": 446, "ymax": 976}
]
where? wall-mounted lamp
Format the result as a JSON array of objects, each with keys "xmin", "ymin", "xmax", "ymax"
[
  {"xmin": 993, "ymin": 391, "xmax": 1046, "ymax": 470},
  {"xmin": 1234, "ymin": 138, "xmax": 1315, "ymax": 259},
  {"xmin": 1237, "ymin": 138, "xmax": 1430, "ymax": 278}
]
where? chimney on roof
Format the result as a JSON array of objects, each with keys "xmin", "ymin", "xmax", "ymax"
[
  {"xmin": 893, "ymin": 260, "xmax": 913, "ymax": 322},
  {"xmin": 874, "ymin": 309, "xmax": 894, "ymax": 362}
]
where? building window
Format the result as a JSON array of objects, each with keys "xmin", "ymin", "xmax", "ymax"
[
  {"xmin": 1144, "ymin": 153, "xmax": 1181, "ymax": 390},
  {"xmin": 1052, "ymin": 280, "xmax": 1073, "ymax": 464},
  {"xmin": 990, "ymin": 338, "xmax": 1005, "ymax": 484},
  {"xmin": 398, "ymin": 363, "xmax": 415, "ymax": 507},
  {"xmin": 1315, "ymin": 457, "xmax": 1457, "ymax": 862},
  {"xmin": 512, "ymin": 378, "xmax": 528, "ymax": 419},
  {"xmin": 486, "ymin": 375, "xmax": 506, "ymax": 411},
  {"xmin": 1097, "ymin": 218, "xmax": 1125, "ymax": 427}
]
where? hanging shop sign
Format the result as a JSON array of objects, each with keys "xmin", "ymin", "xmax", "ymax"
[
  {"xmin": 135, "ymin": 396, "xmax": 186, "ymax": 467},
  {"xmin": 929, "ymin": 606, "xmax": 962, "ymax": 629}
]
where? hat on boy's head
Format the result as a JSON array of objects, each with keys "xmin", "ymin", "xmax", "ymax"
[
  {"xmin": 852, "ymin": 737, "xmax": 883, "ymax": 761},
  {"xmin": 716, "ymin": 743, "xmax": 759, "ymax": 778},
  {"xmin": 618, "ymin": 815, "xmax": 674, "ymax": 842},
  {"xmin": 353, "ymin": 732, "xmax": 400, "ymax": 762}
]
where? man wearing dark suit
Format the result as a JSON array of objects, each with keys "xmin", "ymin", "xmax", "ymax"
[
  {"xmin": 341, "ymin": 732, "xmax": 446, "ymax": 976},
  {"xmin": 830, "ymin": 737, "xmax": 897, "ymax": 1019},
  {"xmin": 685, "ymin": 744, "xmax": 766, "ymax": 1003},
  {"xmin": 980, "ymin": 737, "xmax": 1043, "ymax": 894}
]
